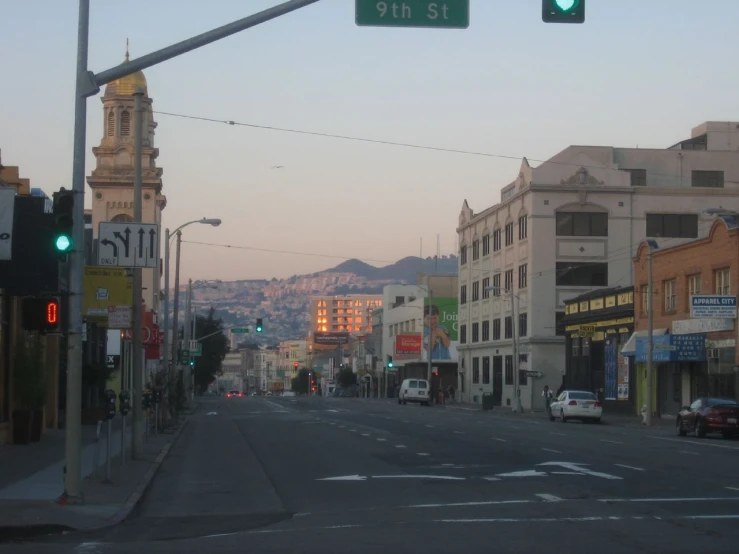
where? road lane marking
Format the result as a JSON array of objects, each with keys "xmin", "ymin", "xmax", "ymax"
[
  {"xmin": 395, "ymin": 444, "xmax": 407, "ymax": 449},
  {"xmin": 407, "ymin": 499, "xmax": 530, "ymax": 508},
  {"xmin": 492, "ymin": 438, "xmax": 507, "ymax": 442},
  {"xmin": 317, "ymin": 475, "xmax": 367, "ymax": 481},
  {"xmin": 600, "ymin": 439, "xmax": 623, "ymax": 445},
  {"xmin": 653, "ymin": 436, "xmax": 739, "ymax": 451},
  {"xmin": 496, "ymin": 470, "xmax": 547, "ymax": 478},
  {"xmin": 417, "ymin": 453, "xmax": 430, "ymax": 456},
  {"xmin": 426, "ymin": 424, "xmax": 434, "ymax": 428},
  {"xmin": 536, "ymin": 494, "xmax": 562, "ymax": 502},
  {"xmin": 679, "ymin": 450, "xmax": 699, "ymax": 456},
  {"xmin": 454, "ymin": 431, "xmax": 464, "ymax": 434},
  {"xmin": 377, "ymin": 438, "xmax": 387, "ymax": 442},
  {"xmin": 541, "ymin": 448, "xmax": 562, "ymax": 454},
  {"xmin": 538, "ymin": 462, "xmax": 622, "ymax": 480},
  {"xmin": 361, "ymin": 433, "xmax": 370, "ymax": 437},
  {"xmin": 726, "ymin": 487, "xmax": 739, "ymax": 492},
  {"xmin": 599, "ymin": 496, "xmax": 739, "ymax": 503},
  {"xmin": 433, "ymin": 514, "xmax": 739, "ymax": 524},
  {"xmin": 549, "ymin": 432, "xmax": 565, "ymax": 436},
  {"xmin": 614, "ymin": 464, "xmax": 645, "ymax": 472},
  {"xmin": 373, "ymin": 475, "xmax": 465, "ymax": 481}
]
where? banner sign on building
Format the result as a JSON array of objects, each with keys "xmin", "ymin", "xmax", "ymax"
[
  {"xmin": 394, "ymin": 333, "xmax": 422, "ymax": 360},
  {"xmin": 82, "ymin": 266, "xmax": 133, "ymax": 324},
  {"xmin": 635, "ymin": 333, "xmax": 706, "ymax": 363},
  {"xmin": 0, "ymin": 188, "xmax": 14, "ymax": 261},
  {"xmin": 422, "ymin": 296, "xmax": 458, "ymax": 362},
  {"xmin": 313, "ymin": 331, "xmax": 350, "ymax": 346},
  {"xmin": 690, "ymin": 295, "xmax": 737, "ymax": 319}
]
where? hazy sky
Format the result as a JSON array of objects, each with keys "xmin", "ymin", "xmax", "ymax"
[{"xmin": 3, "ymin": 1, "xmax": 738, "ymax": 282}]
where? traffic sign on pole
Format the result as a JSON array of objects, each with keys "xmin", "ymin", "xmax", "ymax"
[
  {"xmin": 98, "ymin": 222, "xmax": 159, "ymax": 268},
  {"xmin": 356, "ymin": 0, "xmax": 469, "ymax": 29}
]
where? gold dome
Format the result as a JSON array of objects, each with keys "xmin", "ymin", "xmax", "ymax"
[{"xmin": 104, "ymin": 48, "xmax": 147, "ymax": 97}]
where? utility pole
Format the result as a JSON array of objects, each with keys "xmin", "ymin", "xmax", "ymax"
[
  {"xmin": 171, "ymin": 231, "xmax": 182, "ymax": 397},
  {"xmin": 645, "ymin": 247, "xmax": 654, "ymax": 426},
  {"xmin": 162, "ymin": 228, "xmax": 171, "ymax": 379},
  {"xmin": 63, "ymin": 0, "xmax": 90, "ymax": 503},
  {"xmin": 426, "ymin": 274, "xmax": 433, "ymax": 385},
  {"xmin": 65, "ymin": 0, "xmax": 323, "ymax": 500},
  {"xmin": 184, "ymin": 279, "xmax": 193, "ymax": 397},
  {"xmin": 131, "ymin": 88, "xmax": 144, "ymax": 457}
]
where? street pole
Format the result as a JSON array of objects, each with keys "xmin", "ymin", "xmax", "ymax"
[
  {"xmin": 162, "ymin": 228, "xmax": 170, "ymax": 377},
  {"xmin": 426, "ymin": 274, "xmax": 433, "ymax": 385},
  {"xmin": 170, "ymin": 231, "xmax": 182, "ymax": 410},
  {"xmin": 183, "ymin": 279, "xmax": 193, "ymax": 397},
  {"xmin": 131, "ymin": 88, "xmax": 145, "ymax": 457},
  {"xmin": 63, "ymin": 0, "xmax": 90, "ymax": 503},
  {"xmin": 511, "ymin": 286, "xmax": 521, "ymax": 413},
  {"xmin": 645, "ymin": 249, "xmax": 654, "ymax": 426}
]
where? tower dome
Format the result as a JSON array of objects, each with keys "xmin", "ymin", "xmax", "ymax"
[{"xmin": 104, "ymin": 44, "xmax": 147, "ymax": 97}]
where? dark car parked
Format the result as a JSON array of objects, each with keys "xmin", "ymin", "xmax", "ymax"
[{"xmin": 676, "ymin": 397, "xmax": 739, "ymax": 438}]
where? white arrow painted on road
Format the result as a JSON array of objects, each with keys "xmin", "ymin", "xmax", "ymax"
[
  {"xmin": 495, "ymin": 470, "xmax": 548, "ymax": 478},
  {"xmin": 538, "ymin": 462, "xmax": 622, "ymax": 480}
]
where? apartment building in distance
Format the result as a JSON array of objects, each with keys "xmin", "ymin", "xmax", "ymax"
[
  {"xmin": 456, "ymin": 121, "xmax": 739, "ymax": 409},
  {"xmin": 309, "ymin": 294, "xmax": 383, "ymax": 335}
]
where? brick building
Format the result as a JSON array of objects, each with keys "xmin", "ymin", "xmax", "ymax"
[{"xmin": 630, "ymin": 215, "xmax": 739, "ymax": 418}]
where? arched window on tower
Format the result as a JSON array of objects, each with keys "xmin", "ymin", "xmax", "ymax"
[
  {"xmin": 111, "ymin": 213, "xmax": 133, "ymax": 223},
  {"xmin": 120, "ymin": 111, "xmax": 131, "ymax": 136},
  {"xmin": 107, "ymin": 110, "xmax": 115, "ymax": 136}
]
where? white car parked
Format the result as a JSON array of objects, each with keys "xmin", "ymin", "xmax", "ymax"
[{"xmin": 549, "ymin": 390, "xmax": 602, "ymax": 423}]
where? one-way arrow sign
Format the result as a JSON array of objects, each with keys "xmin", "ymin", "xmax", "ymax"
[{"xmin": 98, "ymin": 222, "xmax": 159, "ymax": 268}]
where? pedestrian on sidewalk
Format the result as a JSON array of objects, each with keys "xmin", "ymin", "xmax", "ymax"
[{"xmin": 542, "ymin": 385, "xmax": 554, "ymax": 417}]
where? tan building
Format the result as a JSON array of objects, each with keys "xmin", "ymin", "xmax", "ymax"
[
  {"xmin": 278, "ymin": 340, "xmax": 308, "ymax": 388},
  {"xmin": 87, "ymin": 50, "xmax": 166, "ymax": 313},
  {"xmin": 310, "ymin": 294, "xmax": 383, "ymax": 335}
]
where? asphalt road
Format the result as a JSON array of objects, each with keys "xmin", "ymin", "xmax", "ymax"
[{"xmin": 8, "ymin": 396, "xmax": 739, "ymax": 553}]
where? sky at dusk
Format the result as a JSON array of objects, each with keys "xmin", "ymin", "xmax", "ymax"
[{"xmin": 2, "ymin": 0, "xmax": 738, "ymax": 282}]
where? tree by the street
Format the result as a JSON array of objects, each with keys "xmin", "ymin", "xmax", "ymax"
[
  {"xmin": 336, "ymin": 367, "xmax": 357, "ymax": 388},
  {"xmin": 193, "ymin": 307, "xmax": 229, "ymax": 393},
  {"xmin": 291, "ymin": 368, "xmax": 310, "ymax": 394}
]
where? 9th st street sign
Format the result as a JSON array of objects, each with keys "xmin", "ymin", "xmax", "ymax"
[{"xmin": 356, "ymin": 0, "xmax": 469, "ymax": 29}]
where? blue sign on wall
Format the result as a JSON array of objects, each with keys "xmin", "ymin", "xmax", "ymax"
[
  {"xmin": 635, "ymin": 333, "xmax": 706, "ymax": 363},
  {"xmin": 691, "ymin": 295, "xmax": 737, "ymax": 319}
]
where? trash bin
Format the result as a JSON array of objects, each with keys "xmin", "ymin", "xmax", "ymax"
[{"xmin": 482, "ymin": 392, "xmax": 495, "ymax": 411}]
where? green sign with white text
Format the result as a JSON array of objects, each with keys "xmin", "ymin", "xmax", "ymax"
[{"xmin": 356, "ymin": 0, "xmax": 469, "ymax": 29}]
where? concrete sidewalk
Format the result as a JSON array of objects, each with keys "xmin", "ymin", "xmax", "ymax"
[{"xmin": 0, "ymin": 405, "xmax": 197, "ymax": 542}]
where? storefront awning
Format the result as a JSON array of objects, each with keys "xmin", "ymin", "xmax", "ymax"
[{"xmin": 620, "ymin": 329, "xmax": 668, "ymax": 356}]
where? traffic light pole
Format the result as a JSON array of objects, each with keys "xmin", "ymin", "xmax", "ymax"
[
  {"xmin": 66, "ymin": 0, "xmax": 323, "ymax": 501},
  {"xmin": 131, "ymin": 89, "xmax": 145, "ymax": 458}
]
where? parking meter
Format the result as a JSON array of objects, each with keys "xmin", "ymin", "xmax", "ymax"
[
  {"xmin": 104, "ymin": 389, "xmax": 117, "ymax": 420},
  {"xmin": 119, "ymin": 390, "xmax": 131, "ymax": 416}
]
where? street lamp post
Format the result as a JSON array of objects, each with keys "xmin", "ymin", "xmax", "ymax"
[
  {"xmin": 644, "ymin": 239, "xmax": 659, "ymax": 426},
  {"xmin": 162, "ymin": 219, "xmax": 221, "ymax": 411},
  {"xmin": 183, "ymin": 279, "xmax": 220, "ymax": 399}
]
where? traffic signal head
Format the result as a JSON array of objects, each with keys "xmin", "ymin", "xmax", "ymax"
[
  {"xmin": 542, "ymin": 0, "xmax": 585, "ymax": 24},
  {"xmin": 387, "ymin": 355, "xmax": 393, "ymax": 368},
  {"xmin": 256, "ymin": 318, "xmax": 263, "ymax": 333},
  {"xmin": 189, "ymin": 358, "xmax": 195, "ymax": 367},
  {"xmin": 52, "ymin": 188, "xmax": 74, "ymax": 254},
  {"xmin": 22, "ymin": 297, "xmax": 60, "ymax": 332}
]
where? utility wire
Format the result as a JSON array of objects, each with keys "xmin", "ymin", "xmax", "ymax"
[{"xmin": 153, "ymin": 110, "xmax": 739, "ymax": 185}]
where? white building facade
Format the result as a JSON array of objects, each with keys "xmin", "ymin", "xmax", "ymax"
[
  {"xmin": 381, "ymin": 284, "xmax": 427, "ymax": 368},
  {"xmin": 457, "ymin": 121, "xmax": 739, "ymax": 410}
]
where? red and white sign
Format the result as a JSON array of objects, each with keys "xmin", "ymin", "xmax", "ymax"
[{"xmin": 395, "ymin": 334, "xmax": 422, "ymax": 360}]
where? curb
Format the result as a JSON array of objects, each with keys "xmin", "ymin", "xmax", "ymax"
[{"xmin": 108, "ymin": 406, "xmax": 198, "ymax": 525}]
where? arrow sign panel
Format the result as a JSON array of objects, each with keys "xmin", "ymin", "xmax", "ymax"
[{"xmin": 98, "ymin": 222, "xmax": 159, "ymax": 268}]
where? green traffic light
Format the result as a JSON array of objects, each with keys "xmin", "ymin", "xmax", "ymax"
[
  {"xmin": 55, "ymin": 235, "xmax": 72, "ymax": 252},
  {"xmin": 256, "ymin": 326, "xmax": 262, "ymax": 332},
  {"xmin": 554, "ymin": 0, "xmax": 577, "ymax": 10}
]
